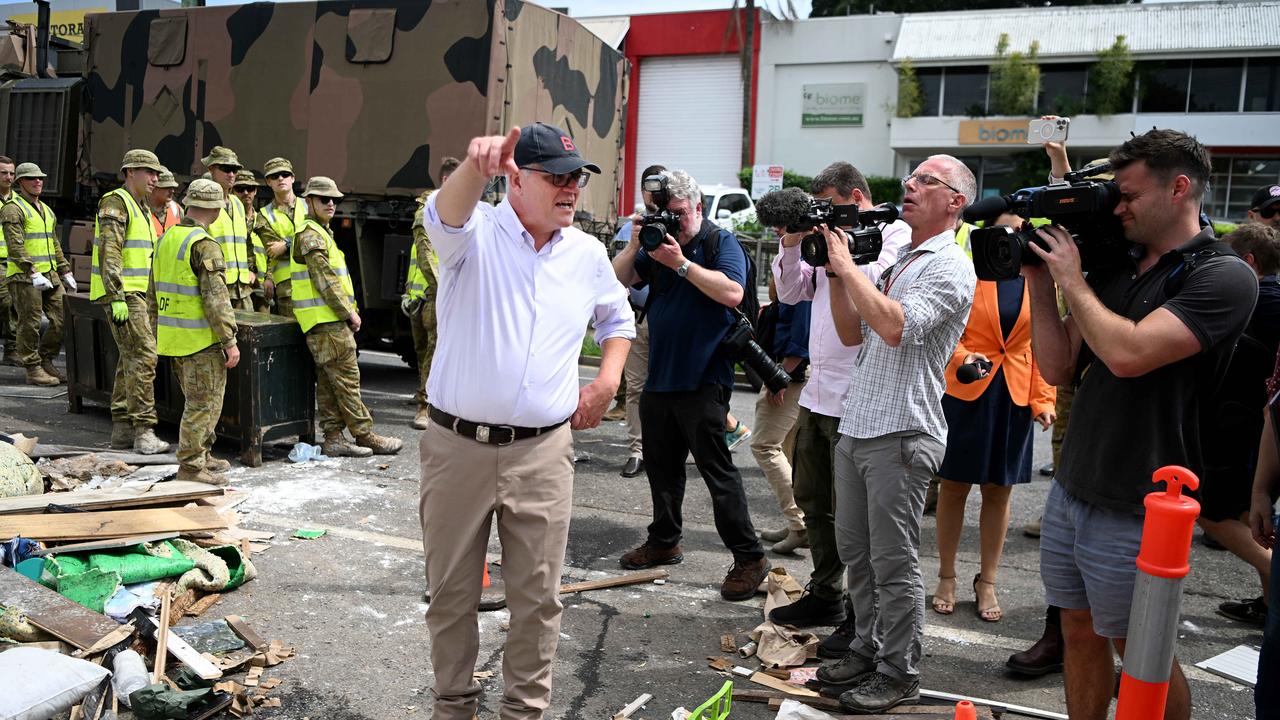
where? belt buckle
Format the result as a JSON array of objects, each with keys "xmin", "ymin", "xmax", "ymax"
[{"xmin": 494, "ymin": 425, "xmax": 516, "ymax": 446}]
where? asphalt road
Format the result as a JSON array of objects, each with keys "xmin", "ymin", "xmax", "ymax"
[{"xmin": 0, "ymin": 352, "xmax": 1263, "ymax": 719}]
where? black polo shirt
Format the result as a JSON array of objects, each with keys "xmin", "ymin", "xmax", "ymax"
[{"xmin": 1057, "ymin": 228, "xmax": 1259, "ymax": 513}]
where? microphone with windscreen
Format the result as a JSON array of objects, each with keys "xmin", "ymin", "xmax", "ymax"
[{"xmin": 956, "ymin": 357, "xmax": 993, "ymax": 384}]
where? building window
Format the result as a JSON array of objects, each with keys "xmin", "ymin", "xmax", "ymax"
[
  {"xmin": 1207, "ymin": 156, "xmax": 1280, "ymax": 222},
  {"xmin": 942, "ymin": 66, "xmax": 989, "ymax": 117},
  {"xmin": 1038, "ymin": 63, "xmax": 1089, "ymax": 116},
  {"xmin": 1244, "ymin": 57, "xmax": 1280, "ymax": 112},
  {"xmin": 917, "ymin": 67, "xmax": 942, "ymax": 117},
  {"xmin": 1138, "ymin": 60, "xmax": 1191, "ymax": 113},
  {"xmin": 1189, "ymin": 59, "xmax": 1244, "ymax": 112}
]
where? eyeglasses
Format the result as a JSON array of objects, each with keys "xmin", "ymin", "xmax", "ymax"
[
  {"xmin": 901, "ymin": 173, "xmax": 961, "ymax": 194},
  {"xmin": 526, "ymin": 167, "xmax": 590, "ymax": 189},
  {"xmin": 266, "ymin": 172, "xmax": 293, "ymax": 181}
]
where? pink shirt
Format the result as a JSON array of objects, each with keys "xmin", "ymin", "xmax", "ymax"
[{"xmin": 772, "ymin": 220, "xmax": 912, "ymax": 417}]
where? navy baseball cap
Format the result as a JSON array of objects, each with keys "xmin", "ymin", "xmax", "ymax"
[
  {"xmin": 1252, "ymin": 184, "xmax": 1280, "ymax": 212},
  {"xmin": 514, "ymin": 123, "xmax": 601, "ymax": 175}
]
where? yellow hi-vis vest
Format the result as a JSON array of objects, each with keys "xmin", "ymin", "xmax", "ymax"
[
  {"xmin": 404, "ymin": 240, "xmax": 439, "ymax": 301},
  {"xmin": 153, "ymin": 224, "xmax": 220, "ymax": 356},
  {"xmin": 209, "ymin": 195, "xmax": 251, "ymax": 286},
  {"xmin": 6, "ymin": 194, "xmax": 57, "ymax": 277},
  {"xmin": 0, "ymin": 191, "xmax": 14, "ymax": 260},
  {"xmin": 956, "ymin": 222, "xmax": 976, "ymax": 260},
  {"xmin": 290, "ymin": 218, "xmax": 355, "ymax": 333},
  {"xmin": 262, "ymin": 199, "xmax": 306, "ymax": 285},
  {"xmin": 90, "ymin": 188, "xmax": 157, "ymax": 299}
]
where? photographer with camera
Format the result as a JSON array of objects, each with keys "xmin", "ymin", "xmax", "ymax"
[
  {"xmin": 612, "ymin": 169, "xmax": 772, "ymax": 601},
  {"xmin": 813, "ymin": 156, "xmax": 976, "ymax": 713},
  {"xmin": 763, "ymin": 162, "xmax": 910, "ymax": 643},
  {"xmin": 1027, "ymin": 129, "xmax": 1257, "ymax": 720}
]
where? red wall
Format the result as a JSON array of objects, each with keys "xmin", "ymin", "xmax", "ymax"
[{"xmin": 621, "ymin": 9, "xmax": 761, "ymax": 209}]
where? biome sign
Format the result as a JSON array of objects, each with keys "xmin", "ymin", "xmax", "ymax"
[
  {"xmin": 958, "ymin": 120, "xmax": 1029, "ymax": 145},
  {"xmin": 802, "ymin": 83, "xmax": 865, "ymax": 127}
]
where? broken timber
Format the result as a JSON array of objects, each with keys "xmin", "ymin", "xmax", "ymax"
[
  {"xmin": 0, "ymin": 506, "xmax": 227, "ymax": 541},
  {"xmin": 559, "ymin": 568, "xmax": 668, "ymax": 594}
]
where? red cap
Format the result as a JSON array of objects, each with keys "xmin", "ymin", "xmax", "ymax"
[{"xmin": 1136, "ymin": 466, "xmax": 1201, "ymax": 579}]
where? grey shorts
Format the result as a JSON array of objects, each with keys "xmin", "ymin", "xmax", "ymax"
[{"xmin": 1040, "ymin": 481, "xmax": 1144, "ymax": 638}]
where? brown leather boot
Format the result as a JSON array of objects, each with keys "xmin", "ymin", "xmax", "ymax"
[
  {"xmin": 2, "ymin": 351, "xmax": 21, "ymax": 367},
  {"xmin": 25, "ymin": 365, "xmax": 59, "ymax": 387},
  {"xmin": 721, "ymin": 556, "xmax": 771, "ymax": 601},
  {"xmin": 1006, "ymin": 607, "xmax": 1064, "ymax": 677},
  {"xmin": 620, "ymin": 541, "xmax": 683, "ymax": 570}
]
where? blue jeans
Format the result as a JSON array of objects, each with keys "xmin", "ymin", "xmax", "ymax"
[{"xmin": 1258, "ymin": 513, "xmax": 1280, "ymax": 719}]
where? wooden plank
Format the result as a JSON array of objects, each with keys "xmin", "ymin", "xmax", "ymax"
[
  {"xmin": 73, "ymin": 621, "xmax": 136, "ymax": 658},
  {"xmin": 0, "ymin": 480, "xmax": 223, "ymax": 515},
  {"xmin": 749, "ymin": 671, "xmax": 821, "ymax": 698},
  {"xmin": 224, "ymin": 615, "xmax": 266, "ymax": 651},
  {"xmin": 31, "ymin": 532, "xmax": 179, "ymax": 557},
  {"xmin": 0, "ymin": 566, "xmax": 122, "ymax": 650},
  {"xmin": 0, "ymin": 506, "xmax": 228, "ymax": 541},
  {"xmin": 153, "ymin": 592, "xmax": 171, "ymax": 683},
  {"xmin": 611, "ymin": 692, "xmax": 653, "ymax": 719},
  {"xmin": 559, "ymin": 568, "xmax": 669, "ymax": 594},
  {"xmin": 146, "ymin": 615, "xmax": 222, "ymax": 680}
]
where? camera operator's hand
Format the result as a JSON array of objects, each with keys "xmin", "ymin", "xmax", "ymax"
[
  {"xmin": 651, "ymin": 234, "xmax": 686, "ymax": 269},
  {"xmin": 1028, "ymin": 225, "xmax": 1085, "ymax": 292},
  {"xmin": 822, "ymin": 225, "xmax": 855, "ymax": 279},
  {"xmin": 780, "ymin": 231, "xmax": 806, "ymax": 249},
  {"xmin": 1034, "ymin": 410, "xmax": 1056, "ymax": 431}
]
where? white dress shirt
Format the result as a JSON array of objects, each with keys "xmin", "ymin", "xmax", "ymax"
[{"xmin": 422, "ymin": 196, "xmax": 635, "ymax": 427}]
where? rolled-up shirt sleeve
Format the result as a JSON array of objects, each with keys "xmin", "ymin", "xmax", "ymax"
[
  {"xmin": 773, "ymin": 243, "xmax": 815, "ymax": 304},
  {"xmin": 592, "ymin": 251, "xmax": 636, "ymax": 344},
  {"xmin": 423, "ymin": 193, "xmax": 487, "ymax": 270},
  {"xmin": 899, "ymin": 254, "xmax": 976, "ymax": 346}
]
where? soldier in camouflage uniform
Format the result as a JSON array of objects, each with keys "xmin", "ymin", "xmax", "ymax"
[
  {"xmin": 2, "ymin": 163, "xmax": 72, "ymax": 387},
  {"xmin": 232, "ymin": 169, "xmax": 270, "ymax": 312},
  {"xmin": 148, "ymin": 166, "xmax": 182, "ymax": 237},
  {"xmin": 292, "ymin": 177, "xmax": 402, "ymax": 457},
  {"xmin": 202, "ymin": 147, "xmax": 256, "ymax": 311},
  {"xmin": 0, "ymin": 155, "xmax": 16, "ymax": 366},
  {"xmin": 255, "ymin": 158, "xmax": 302, "ymax": 319},
  {"xmin": 149, "ymin": 179, "xmax": 240, "ymax": 486},
  {"xmin": 402, "ymin": 156, "xmax": 458, "ymax": 429},
  {"xmin": 91, "ymin": 149, "xmax": 170, "ymax": 454}
]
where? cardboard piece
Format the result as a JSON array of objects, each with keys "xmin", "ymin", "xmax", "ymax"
[{"xmin": 72, "ymin": 255, "xmax": 92, "ymax": 284}]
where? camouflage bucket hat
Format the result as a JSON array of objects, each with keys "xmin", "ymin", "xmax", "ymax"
[
  {"xmin": 14, "ymin": 163, "xmax": 45, "ymax": 180},
  {"xmin": 184, "ymin": 178, "xmax": 225, "ymax": 210},
  {"xmin": 302, "ymin": 176, "xmax": 343, "ymax": 199},
  {"xmin": 120, "ymin": 149, "xmax": 162, "ymax": 173},
  {"xmin": 1084, "ymin": 158, "xmax": 1114, "ymax": 181},
  {"xmin": 263, "ymin": 157, "xmax": 293, "ymax": 177},
  {"xmin": 233, "ymin": 170, "xmax": 260, "ymax": 188},
  {"xmin": 155, "ymin": 166, "xmax": 179, "ymax": 189},
  {"xmin": 200, "ymin": 145, "xmax": 242, "ymax": 170}
]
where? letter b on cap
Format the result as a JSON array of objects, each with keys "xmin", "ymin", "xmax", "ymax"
[{"xmin": 561, "ymin": 137, "xmax": 576, "ymax": 152}]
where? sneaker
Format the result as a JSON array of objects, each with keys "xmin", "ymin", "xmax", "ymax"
[
  {"xmin": 725, "ymin": 422, "xmax": 751, "ymax": 451},
  {"xmin": 133, "ymin": 428, "xmax": 171, "ymax": 455},
  {"xmin": 205, "ymin": 456, "xmax": 232, "ymax": 473},
  {"xmin": 768, "ymin": 589, "xmax": 847, "ymax": 628},
  {"xmin": 323, "ymin": 434, "xmax": 373, "ymax": 457},
  {"xmin": 770, "ymin": 529, "xmax": 809, "ymax": 555},
  {"xmin": 620, "ymin": 541, "xmax": 683, "ymax": 570},
  {"xmin": 356, "ymin": 432, "xmax": 403, "ymax": 455},
  {"xmin": 838, "ymin": 671, "xmax": 919, "ymax": 713},
  {"xmin": 109, "ymin": 421, "xmax": 135, "ymax": 450},
  {"xmin": 816, "ymin": 648, "xmax": 875, "ymax": 687},
  {"xmin": 818, "ymin": 612, "xmax": 857, "ymax": 659},
  {"xmin": 721, "ymin": 556, "xmax": 770, "ymax": 601},
  {"xmin": 1217, "ymin": 596, "xmax": 1268, "ymax": 627},
  {"xmin": 412, "ymin": 407, "xmax": 429, "ymax": 430}
]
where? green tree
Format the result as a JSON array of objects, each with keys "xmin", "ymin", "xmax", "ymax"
[
  {"xmin": 896, "ymin": 58, "xmax": 924, "ymax": 118},
  {"xmin": 989, "ymin": 34, "xmax": 1040, "ymax": 116},
  {"xmin": 1089, "ymin": 35, "xmax": 1134, "ymax": 116}
]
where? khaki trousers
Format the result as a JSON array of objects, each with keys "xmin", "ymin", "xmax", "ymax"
[
  {"xmin": 107, "ymin": 293, "xmax": 158, "ymax": 428},
  {"xmin": 749, "ymin": 374, "xmax": 807, "ymax": 532},
  {"xmin": 622, "ymin": 320, "xmax": 649, "ymax": 457},
  {"xmin": 305, "ymin": 323, "xmax": 374, "ymax": 438},
  {"xmin": 10, "ymin": 273, "xmax": 64, "ymax": 367},
  {"xmin": 0, "ymin": 275, "xmax": 15, "ymax": 353},
  {"xmin": 172, "ymin": 346, "xmax": 227, "ymax": 474},
  {"xmin": 419, "ymin": 421, "xmax": 574, "ymax": 720},
  {"xmin": 409, "ymin": 294, "xmax": 436, "ymax": 409}
]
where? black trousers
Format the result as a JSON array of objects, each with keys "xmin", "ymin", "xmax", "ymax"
[{"xmin": 640, "ymin": 384, "xmax": 764, "ymax": 561}]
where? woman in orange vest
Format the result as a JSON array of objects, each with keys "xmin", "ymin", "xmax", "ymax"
[
  {"xmin": 931, "ymin": 214, "xmax": 1056, "ymax": 623},
  {"xmin": 148, "ymin": 166, "xmax": 182, "ymax": 237}
]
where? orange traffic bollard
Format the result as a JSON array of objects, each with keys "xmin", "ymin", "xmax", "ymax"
[
  {"xmin": 1115, "ymin": 465, "xmax": 1200, "ymax": 720},
  {"xmin": 953, "ymin": 700, "xmax": 976, "ymax": 720},
  {"xmin": 483, "ymin": 561, "xmax": 491, "ymax": 589}
]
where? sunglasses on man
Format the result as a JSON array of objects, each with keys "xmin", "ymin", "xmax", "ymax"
[{"xmin": 1259, "ymin": 205, "xmax": 1280, "ymax": 219}]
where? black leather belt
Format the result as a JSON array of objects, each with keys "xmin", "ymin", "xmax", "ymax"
[{"xmin": 428, "ymin": 405, "xmax": 566, "ymax": 446}]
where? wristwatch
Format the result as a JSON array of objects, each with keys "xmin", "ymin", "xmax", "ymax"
[{"xmin": 676, "ymin": 259, "xmax": 692, "ymax": 278}]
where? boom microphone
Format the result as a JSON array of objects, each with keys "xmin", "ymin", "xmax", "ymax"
[
  {"xmin": 956, "ymin": 358, "xmax": 993, "ymax": 384},
  {"xmin": 962, "ymin": 194, "xmax": 1015, "ymax": 224},
  {"xmin": 755, "ymin": 187, "xmax": 813, "ymax": 230}
]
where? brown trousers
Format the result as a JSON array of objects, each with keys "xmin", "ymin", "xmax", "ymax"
[
  {"xmin": 108, "ymin": 293, "xmax": 158, "ymax": 428},
  {"xmin": 419, "ymin": 421, "xmax": 574, "ymax": 720}
]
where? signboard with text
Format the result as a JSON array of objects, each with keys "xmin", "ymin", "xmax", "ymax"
[
  {"xmin": 751, "ymin": 165, "xmax": 784, "ymax": 199},
  {"xmin": 958, "ymin": 119, "xmax": 1030, "ymax": 145},
  {"xmin": 802, "ymin": 83, "xmax": 865, "ymax": 127},
  {"xmin": 7, "ymin": 8, "xmax": 106, "ymax": 44}
]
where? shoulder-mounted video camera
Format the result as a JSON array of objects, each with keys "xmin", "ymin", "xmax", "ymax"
[
  {"xmin": 755, "ymin": 187, "xmax": 899, "ymax": 267},
  {"xmin": 638, "ymin": 174, "xmax": 684, "ymax": 251}
]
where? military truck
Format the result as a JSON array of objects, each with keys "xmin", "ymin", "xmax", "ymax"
[{"xmin": 1, "ymin": 0, "xmax": 627, "ymax": 365}]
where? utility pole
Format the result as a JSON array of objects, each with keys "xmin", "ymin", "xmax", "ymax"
[{"xmin": 740, "ymin": 0, "xmax": 754, "ymax": 170}]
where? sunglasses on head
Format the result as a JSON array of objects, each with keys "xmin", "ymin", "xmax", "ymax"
[{"xmin": 526, "ymin": 167, "xmax": 590, "ymax": 189}]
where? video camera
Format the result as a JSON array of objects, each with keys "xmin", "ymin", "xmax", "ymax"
[
  {"xmin": 638, "ymin": 174, "xmax": 684, "ymax": 251},
  {"xmin": 755, "ymin": 187, "xmax": 899, "ymax": 267},
  {"xmin": 962, "ymin": 162, "xmax": 1128, "ymax": 282}
]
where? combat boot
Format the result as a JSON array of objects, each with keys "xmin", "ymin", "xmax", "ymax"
[
  {"xmin": 109, "ymin": 422, "xmax": 135, "ymax": 449},
  {"xmin": 2, "ymin": 351, "xmax": 19, "ymax": 367},
  {"xmin": 176, "ymin": 467, "xmax": 228, "ymax": 486},
  {"xmin": 356, "ymin": 432, "xmax": 403, "ymax": 455},
  {"xmin": 322, "ymin": 433, "xmax": 373, "ymax": 458},
  {"xmin": 40, "ymin": 360, "xmax": 66, "ymax": 383},
  {"xmin": 205, "ymin": 456, "xmax": 232, "ymax": 473},
  {"xmin": 25, "ymin": 365, "xmax": 59, "ymax": 387},
  {"xmin": 412, "ymin": 407, "xmax": 429, "ymax": 430},
  {"xmin": 133, "ymin": 428, "xmax": 171, "ymax": 455}
]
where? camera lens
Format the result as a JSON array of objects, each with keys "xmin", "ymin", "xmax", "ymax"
[
  {"xmin": 799, "ymin": 232, "xmax": 827, "ymax": 267},
  {"xmin": 638, "ymin": 224, "xmax": 666, "ymax": 251}
]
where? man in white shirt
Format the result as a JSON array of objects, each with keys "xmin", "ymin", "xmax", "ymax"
[{"xmin": 419, "ymin": 123, "xmax": 634, "ymax": 720}]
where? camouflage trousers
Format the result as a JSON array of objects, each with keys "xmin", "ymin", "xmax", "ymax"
[
  {"xmin": 306, "ymin": 323, "xmax": 373, "ymax": 438},
  {"xmin": 1051, "ymin": 384, "xmax": 1075, "ymax": 470},
  {"xmin": 173, "ymin": 345, "xmax": 227, "ymax": 474},
  {"xmin": 9, "ymin": 273, "xmax": 64, "ymax": 367},
  {"xmin": 107, "ymin": 293, "xmax": 158, "ymax": 428},
  {"xmin": 229, "ymin": 284, "xmax": 254, "ymax": 312},
  {"xmin": 0, "ymin": 273, "xmax": 15, "ymax": 354},
  {"xmin": 272, "ymin": 281, "xmax": 293, "ymax": 320},
  {"xmin": 409, "ymin": 294, "xmax": 436, "ymax": 409}
]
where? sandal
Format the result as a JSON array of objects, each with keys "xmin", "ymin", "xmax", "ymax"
[
  {"xmin": 973, "ymin": 574, "xmax": 1003, "ymax": 622},
  {"xmin": 931, "ymin": 575, "xmax": 956, "ymax": 615}
]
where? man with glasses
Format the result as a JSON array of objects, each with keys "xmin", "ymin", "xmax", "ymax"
[
  {"xmin": 290, "ymin": 176, "xmax": 402, "ymax": 458},
  {"xmin": 613, "ymin": 168, "xmax": 771, "ymax": 602},
  {"xmin": 256, "ymin": 158, "xmax": 302, "ymax": 318},
  {"xmin": 1250, "ymin": 184, "xmax": 1280, "ymax": 230},
  {"xmin": 0, "ymin": 155, "xmax": 17, "ymax": 366},
  {"xmin": 232, "ymin": 170, "xmax": 269, "ymax": 311},
  {"xmin": 815, "ymin": 156, "xmax": 976, "ymax": 712},
  {"xmin": 202, "ymin": 147, "xmax": 255, "ymax": 310},
  {"xmin": 420, "ymin": 122, "xmax": 633, "ymax": 719}
]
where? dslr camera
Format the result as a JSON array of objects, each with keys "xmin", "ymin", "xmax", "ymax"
[
  {"xmin": 721, "ymin": 309, "xmax": 791, "ymax": 394},
  {"xmin": 963, "ymin": 162, "xmax": 1128, "ymax": 281},
  {"xmin": 755, "ymin": 187, "xmax": 899, "ymax": 267},
  {"xmin": 638, "ymin": 174, "xmax": 684, "ymax": 251}
]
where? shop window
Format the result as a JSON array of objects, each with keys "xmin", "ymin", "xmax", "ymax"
[
  {"xmin": 917, "ymin": 67, "xmax": 942, "ymax": 116},
  {"xmin": 1244, "ymin": 57, "xmax": 1280, "ymax": 112},
  {"xmin": 942, "ymin": 67, "xmax": 988, "ymax": 117},
  {"xmin": 1038, "ymin": 63, "xmax": 1088, "ymax": 116},
  {"xmin": 1137, "ymin": 60, "xmax": 1190, "ymax": 113},
  {"xmin": 1204, "ymin": 156, "xmax": 1280, "ymax": 222},
  {"xmin": 1188, "ymin": 59, "xmax": 1243, "ymax": 112}
]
